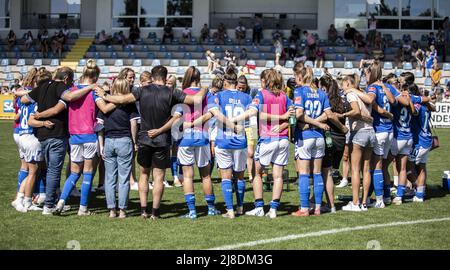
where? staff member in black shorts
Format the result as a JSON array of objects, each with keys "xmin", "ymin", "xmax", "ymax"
[
  {"xmin": 95, "ymin": 65, "xmax": 208, "ymax": 219},
  {"xmin": 319, "ymin": 75, "xmax": 349, "ymax": 213}
]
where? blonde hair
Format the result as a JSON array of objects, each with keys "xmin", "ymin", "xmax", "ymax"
[
  {"xmin": 301, "ymin": 67, "xmax": 317, "ymax": 91},
  {"xmin": 140, "ymin": 71, "xmax": 152, "ymax": 83},
  {"xmin": 166, "ymin": 75, "xmax": 177, "ymax": 89},
  {"xmin": 82, "ymin": 59, "xmax": 100, "ymax": 82},
  {"xmin": 343, "ymin": 74, "xmax": 361, "ymax": 90},
  {"xmin": 22, "ymin": 68, "xmax": 38, "ymax": 88},
  {"xmin": 265, "ymin": 69, "xmax": 284, "ymax": 95},
  {"xmin": 111, "ymin": 78, "xmax": 130, "ymax": 95}
]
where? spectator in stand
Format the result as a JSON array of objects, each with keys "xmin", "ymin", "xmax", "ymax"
[
  {"xmin": 224, "ymin": 49, "xmax": 237, "ymax": 69},
  {"xmin": 328, "ymin": 24, "xmax": 338, "ymax": 43},
  {"xmin": 430, "ymin": 62, "xmax": 442, "ymax": 91},
  {"xmin": 129, "ymin": 23, "xmax": 140, "ymax": 44},
  {"xmin": 252, "ymin": 15, "xmax": 263, "ymax": 45},
  {"xmin": 274, "ymin": 39, "xmax": 283, "ymax": 66},
  {"xmin": 368, "ymin": 14, "xmax": 377, "ymax": 47},
  {"xmin": 374, "ymin": 32, "xmax": 383, "ymax": 50},
  {"xmin": 52, "ymin": 31, "xmax": 65, "ymax": 58},
  {"xmin": 402, "ymin": 41, "xmax": 412, "ymax": 62},
  {"xmin": 181, "ymin": 27, "xmax": 192, "ymax": 44},
  {"xmin": 288, "ymin": 39, "xmax": 297, "ymax": 60},
  {"xmin": 353, "ymin": 32, "xmax": 368, "ymax": 55},
  {"xmin": 239, "ymin": 48, "xmax": 248, "ymax": 62},
  {"xmin": 162, "ymin": 23, "xmax": 174, "ymax": 44},
  {"xmin": 200, "ymin": 23, "xmax": 210, "ymax": 43},
  {"xmin": 443, "ymin": 86, "xmax": 450, "ymax": 102},
  {"xmin": 206, "ymin": 50, "xmax": 219, "ymax": 74},
  {"xmin": 304, "ymin": 30, "xmax": 316, "ymax": 57},
  {"xmin": 415, "ymin": 48, "xmax": 426, "ymax": 77},
  {"xmin": 24, "ymin": 31, "xmax": 34, "ymax": 51},
  {"xmin": 344, "ymin": 24, "xmax": 357, "ymax": 42},
  {"xmin": 428, "ymin": 32, "xmax": 436, "ymax": 46},
  {"xmin": 97, "ymin": 30, "xmax": 113, "ymax": 45},
  {"xmin": 61, "ymin": 25, "xmax": 70, "ymax": 38},
  {"xmin": 115, "ymin": 31, "xmax": 127, "ymax": 46},
  {"xmin": 235, "ymin": 22, "xmax": 246, "ymax": 45},
  {"xmin": 443, "ymin": 17, "xmax": 450, "ymax": 44},
  {"xmin": 214, "ymin": 23, "xmax": 227, "ymax": 44},
  {"xmin": 272, "ymin": 24, "xmax": 283, "ymax": 41},
  {"xmin": 436, "ymin": 28, "xmax": 446, "ymax": 62},
  {"xmin": 39, "ymin": 29, "xmax": 50, "ymax": 58},
  {"xmin": 290, "ymin": 24, "xmax": 301, "ymax": 43},
  {"xmin": 315, "ymin": 47, "xmax": 325, "ymax": 68},
  {"xmin": 7, "ymin": 30, "xmax": 16, "ymax": 51}
]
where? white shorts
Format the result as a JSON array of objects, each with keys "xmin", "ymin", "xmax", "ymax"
[
  {"xmin": 14, "ymin": 133, "xmax": 24, "ymax": 159},
  {"xmin": 408, "ymin": 146, "xmax": 431, "ymax": 164},
  {"xmin": 373, "ymin": 132, "xmax": 394, "ymax": 158},
  {"xmin": 295, "ymin": 137, "xmax": 326, "ymax": 160},
  {"xmin": 390, "ymin": 138, "xmax": 413, "ymax": 156},
  {"xmin": 19, "ymin": 134, "xmax": 43, "ymax": 163},
  {"xmin": 70, "ymin": 142, "xmax": 98, "ymax": 163},
  {"xmin": 255, "ymin": 139, "xmax": 290, "ymax": 167},
  {"xmin": 215, "ymin": 147, "xmax": 247, "ymax": 172},
  {"xmin": 178, "ymin": 145, "xmax": 211, "ymax": 168},
  {"xmin": 209, "ymin": 126, "xmax": 218, "ymax": 142}
]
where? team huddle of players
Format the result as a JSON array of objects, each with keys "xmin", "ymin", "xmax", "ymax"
[{"xmin": 9, "ymin": 58, "xmax": 436, "ymax": 220}]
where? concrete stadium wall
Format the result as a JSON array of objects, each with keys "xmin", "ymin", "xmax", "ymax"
[{"xmin": 211, "ymin": 0, "xmax": 317, "ymax": 14}]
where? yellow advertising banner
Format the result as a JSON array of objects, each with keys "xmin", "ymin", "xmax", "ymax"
[{"xmin": 0, "ymin": 94, "xmax": 15, "ymax": 120}]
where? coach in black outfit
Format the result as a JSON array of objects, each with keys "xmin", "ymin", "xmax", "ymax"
[{"xmin": 95, "ymin": 65, "xmax": 207, "ymax": 219}]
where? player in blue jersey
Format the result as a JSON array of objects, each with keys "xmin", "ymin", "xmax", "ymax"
[
  {"xmin": 292, "ymin": 67, "xmax": 334, "ymax": 217},
  {"xmin": 408, "ymin": 88, "xmax": 435, "ymax": 203},
  {"xmin": 207, "ymin": 69, "xmax": 252, "ymax": 219}
]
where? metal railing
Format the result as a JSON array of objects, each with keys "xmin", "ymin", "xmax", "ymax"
[
  {"xmin": 209, "ymin": 12, "xmax": 318, "ymax": 30},
  {"xmin": 21, "ymin": 13, "xmax": 80, "ymax": 29}
]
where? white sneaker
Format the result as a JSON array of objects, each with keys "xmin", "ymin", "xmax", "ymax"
[
  {"xmin": 37, "ymin": 194, "xmax": 46, "ymax": 205},
  {"xmin": 245, "ymin": 207, "xmax": 265, "ymax": 217},
  {"xmin": 163, "ymin": 180, "xmax": 173, "ymax": 188},
  {"xmin": 149, "ymin": 182, "xmax": 154, "ymax": 190},
  {"xmin": 374, "ymin": 200, "xmax": 385, "ymax": 209},
  {"xmin": 11, "ymin": 198, "xmax": 22, "ymax": 208},
  {"xmin": 222, "ymin": 210, "xmax": 236, "ymax": 219},
  {"xmin": 360, "ymin": 204, "xmax": 368, "ymax": 211},
  {"xmin": 70, "ymin": 188, "xmax": 81, "ymax": 198},
  {"xmin": 413, "ymin": 196, "xmax": 424, "ymax": 203},
  {"xmin": 130, "ymin": 182, "xmax": 139, "ymax": 191},
  {"xmin": 384, "ymin": 197, "xmax": 392, "ymax": 205},
  {"xmin": 393, "ymin": 197, "xmax": 403, "ymax": 205},
  {"xmin": 236, "ymin": 206, "xmax": 244, "ymax": 215},
  {"xmin": 336, "ymin": 179, "xmax": 349, "ymax": 188},
  {"xmin": 342, "ymin": 202, "xmax": 361, "ymax": 212},
  {"xmin": 42, "ymin": 206, "xmax": 55, "ymax": 215},
  {"xmin": 28, "ymin": 204, "xmax": 43, "ymax": 211},
  {"xmin": 265, "ymin": 209, "xmax": 277, "ymax": 219},
  {"xmin": 54, "ymin": 200, "xmax": 66, "ymax": 215},
  {"xmin": 15, "ymin": 202, "xmax": 28, "ymax": 213}
]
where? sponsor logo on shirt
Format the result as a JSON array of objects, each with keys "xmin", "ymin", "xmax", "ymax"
[{"xmin": 252, "ymin": 98, "xmax": 260, "ymax": 105}]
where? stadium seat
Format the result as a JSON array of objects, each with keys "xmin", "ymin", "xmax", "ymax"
[
  {"xmin": 124, "ymin": 45, "xmax": 132, "ymax": 52},
  {"xmin": 165, "ymin": 52, "xmax": 172, "ymax": 59},
  {"xmin": 148, "ymin": 32, "xmax": 157, "ymax": 39},
  {"xmin": 154, "ymin": 38, "xmax": 162, "ymax": 44},
  {"xmin": 15, "ymin": 52, "xmax": 23, "ymax": 59},
  {"xmin": 259, "ymin": 53, "xmax": 267, "ymax": 60},
  {"xmin": 184, "ymin": 52, "xmax": 192, "ymax": 59},
  {"xmin": 384, "ymin": 47, "xmax": 394, "ymax": 54},
  {"xmin": 335, "ymin": 54, "xmax": 344, "ymax": 61},
  {"xmin": 94, "ymin": 52, "xmax": 101, "ymax": 59},
  {"xmin": 170, "ymin": 59, "xmax": 179, "ymax": 67},
  {"xmin": 208, "ymin": 38, "xmax": 215, "ymax": 45},
  {"xmin": 189, "ymin": 37, "xmax": 198, "ymax": 45},
  {"xmin": 285, "ymin": 60, "xmax": 295, "ymax": 69},
  {"xmin": 128, "ymin": 52, "xmax": 136, "ymax": 59},
  {"xmin": 421, "ymin": 34, "xmax": 428, "ymax": 42},
  {"xmin": 305, "ymin": 61, "xmax": 314, "ymax": 68},
  {"xmin": 188, "ymin": 60, "xmax": 198, "ymax": 67},
  {"xmin": 1, "ymin": 59, "xmax": 9, "ymax": 66},
  {"xmin": 246, "ymin": 60, "xmax": 256, "ymax": 66},
  {"xmin": 443, "ymin": 63, "xmax": 450, "ymax": 71},
  {"xmin": 172, "ymin": 38, "xmax": 180, "ymax": 45},
  {"xmin": 88, "ymin": 45, "xmax": 96, "ymax": 52},
  {"xmin": 383, "ymin": 34, "xmax": 393, "ymax": 42},
  {"xmin": 105, "ymin": 45, "xmax": 113, "ymax": 52},
  {"xmin": 176, "ymin": 67, "xmax": 186, "ymax": 75},
  {"xmin": 346, "ymin": 47, "xmax": 355, "ymax": 54},
  {"xmin": 114, "ymin": 59, "xmax": 123, "ymax": 67},
  {"xmin": 78, "ymin": 59, "xmax": 86, "ymax": 66},
  {"xmin": 178, "ymin": 45, "xmax": 186, "ymax": 52},
  {"xmin": 32, "ymin": 52, "xmax": 40, "ymax": 59},
  {"xmin": 254, "ymin": 67, "xmax": 264, "ymax": 76},
  {"xmin": 12, "ymin": 46, "xmax": 20, "ymax": 52},
  {"xmin": 414, "ymin": 69, "xmax": 423, "ymax": 78},
  {"xmin": 101, "ymin": 66, "xmax": 109, "ymax": 75},
  {"xmin": 251, "ymin": 46, "xmax": 259, "ymax": 53},
  {"xmin": 225, "ymin": 38, "xmax": 233, "ymax": 45},
  {"xmin": 326, "ymin": 47, "xmax": 335, "ymax": 54},
  {"xmin": 324, "ymin": 61, "xmax": 334, "ymax": 69},
  {"xmin": 394, "ymin": 69, "xmax": 402, "ymax": 77},
  {"xmin": 403, "ymin": 62, "xmax": 413, "ymax": 70},
  {"xmin": 141, "ymin": 45, "xmax": 149, "ymax": 52},
  {"xmin": 355, "ymin": 54, "xmax": 365, "ymax": 61},
  {"xmin": 20, "ymin": 66, "xmax": 28, "ymax": 74},
  {"xmin": 232, "ymin": 45, "xmax": 240, "ymax": 53},
  {"xmin": 383, "ymin": 62, "xmax": 393, "ymax": 69},
  {"xmin": 28, "ymin": 46, "xmax": 37, "ymax": 52},
  {"xmin": 393, "ymin": 39, "xmax": 402, "ymax": 48},
  {"xmin": 160, "ymin": 45, "xmax": 167, "ymax": 52},
  {"xmin": 313, "ymin": 68, "xmax": 323, "ymax": 77},
  {"xmin": 6, "ymin": 73, "xmax": 14, "ymax": 81},
  {"xmin": 70, "ymin": 33, "xmax": 79, "ymax": 39},
  {"xmin": 16, "ymin": 59, "xmax": 26, "ymax": 66},
  {"xmin": 133, "ymin": 59, "xmax": 142, "ymax": 67},
  {"xmin": 110, "ymin": 52, "xmax": 118, "ymax": 59},
  {"xmin": 50, "ymin": 59, "xmax": 59, "ymax": 67},
  {"xmin": 33, "ymin": 59, "xmax": 42, "ymax": 67},
  {"xmin": 265, "ymin": 61, "xmax": 275, "ymax": 68},
  {"xmin": 152, "ymin": 59, "xmax": 161, "ymax": 67},
  {"xmin": 213, "ymin": 46, "xmax": 223, "ymax": 53},
  {"xmin": 336, "ymin": 39, "xmax": 346, "ymax": 46},
  {"xmin": 97, "ymin": 59, "xmax": 105, "ymax": 66},
  {"xmin": 147, "ymin": 52, "xmax": 156, "ymax": 59},
  {"xmin": 344, "ymin": 61, "xmax": 353, "ymax": 69},
  {"xmin": 424, "ymin": 77, "xmax": 432, "ymax": 87},
  {"xmin": 245, "ymin": 38, "xmax": 252, "ymax": 46}
]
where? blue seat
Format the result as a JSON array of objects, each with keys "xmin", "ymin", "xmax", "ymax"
[
  {"xmin": 208, "ymin": 38, "xmax": 215, "ymax": 45},
  {"xmin": 176, "ymin": 67, "xmax": 186, "ymax": 75},
  {"xmin": 152, "ymin": 59, "xmax": 161, "ymax": 67},
  {"xmin": 141, "ymin": 45, "xmax": 149, "ymax": 52},
  {"xmin": 424, "ymin": 77, "xmax": 432, "ymax": 87},
  {"xmin": 213, "ymin": 46, "xmax": 223, "ymax": 53},
  {"xmin": 94, "ymin": 52, "xmax": 101, "ymax": 59},
  {"xmin": 16, "ymin": 59, "xmax": 25, "ymax": 66},
  {"xmin": 172, "ymin": 38, "xmax": 180, "ymax": 45},
  {"xmin": 346, "ymin": 47, "xmax": 355, "ymax": 54},
  {"xmin": 324, "ymin": 61, "xmax": 334, "ymax": 69},
  {"xmin": 383, "ymin": 34, "xmax": 393, "ymax": 42},
  {"xmin": 50, "ymin": 59, "xmax": 59, "ymax": 67},
  {"xmin": 165, "ymin": 52, "xmax": 172, "ymax": 59},
  {"xmin": 97, "ymin": 59, "xmax": 105, "ymax": 66},
  {"xmin": 33, "ymin": 59, "xmax": 42, "ymax": 67},
  {"xmin": 225, "ymin": 38, "xmax": 233, "ymax": 45},
  {"xmin": 154, "ymin": 38, "xmax": 162, "ymax": 44},
  {"xmin": 32, "ymin": 52, "xmax": 40, "ymax": 59},
  {"xmin": 188, "ymin": 59, "xmax": 198, "ymax": 67},
  {"xmin": 313, "ymin": 68, "xmax": 323, "ymax": 77},
  {"xmin": 319, "ymin": 39, "xmax": 327, "ymax": 46},
  {"xmin": 251, "ymin": 46, "xmax": 259, "ymax": 53},
  {"xmin": 393, "ymin": 39, "xmax": 402, "ymax": 48},
  {"xmin": 15, "ymin": 52, "xmax": 23, "ymax": 58},
  {"xmin": 195, "ymin": 45, "xmax": 204, "ymax": 52},
  {"xmin": 383, "ymin": 62, "xmax": 393, "ymax": 69},
  {"xmin": 110, "ymin": 52, "xmax": 118, "ymax": 59},
  {"xmin": 128, "ymin": 52, "xmax": 136, "ymax": 59},
  {"xmin": 403, "ymin": 62, "xmax": 413, "ymax": 70},
  {"xmin": 233, "ymin": 46, "xmax": 240, "ymax": 53},
  {"xmin": 78, "ymin": 59, "xmax": 86, "ymax": 66},
  {"xmin": 159, "ymin": 45, "xmax": 167, "ymax": 52},
  {"xmin": 337, "ymin": 39, "xmax": 346, "ymax": 46},
  {"xmin": 326, "ymin": 47, "xmax": 335, "ymax": 54},
  {"xmin": 170, "ymin": 59, "xmax": 179, "ymax": 67},
  {"xmin": 443, "ymin": 63, "xmax": 450, "ymax": 71},
  {"xmin": 105, "ymin": 45, "xmax": 113, "ymax": 52},
  {"xmin": 344, "ymin": 61, "xmax": 353, "ymax": 69},
  {"xmin": 124, "ymin": 45, "xmax": 132, "ymax": 52},
  {"xmin": 133, "ymin": 59, "xmax": 142, "ymax": 67},
  {"xmin": 70, "ymin": 33, "xmax": 79, "ymax": 39},
  {"xmin": 12, "ymin": 46, "xmax": 20, "ymax": 52},
  {"xmin": 20, "ymin": 66, "xmax": 28, "ymax": 74},
  {"xmin": 259, "ymin": 53, "xmax": 267, "ymax": 60},
  {"xmin": 101, "ymin": 66, "xmax": 109, "ymax": 75},
  {"xmin": 414, "ymin": 69, "xmax": 423, "ymax": 78},
  {"xmin": 178, "ymin": 46, "xmax": 186, "ymax": 52},
  {"xmin": 335, "ymin": 54, "xmax": 344, "ymax": 61},
  {"xmin": 88, "ymin": 45, "xmax": 96, "ymax": 52},
  {"xmin": 265, "ymin": 60, "xmax": 275, "ymax": 68},
  {"xmin": 114, "ymin": 59, "xmax": 123, "ymax": 67},
  {"xmin": 285, "ymin": 60, "xmax": 295, "ymax": 69},
  {"xmin": 6, "ymin": 73, "xmax": 14, "ymax": 81},
  {"xmin": 184, "ymin": 52, "xmax": 192, "ymax": 59},
  {"xmin": 305, "ymin": 61, "xmax": 314, "ymax": 68},
  {"xmin": 28, "ymin": 46, "xmax": 37, "ymax": 52},
  {"xmin": 384, "ymin": 47, "xmax": 394, "ymax": 54},
  {"xmin": 147, "ymin": 52, "xmax": 155, "ymax": 59},
  {"xmin": 245, "ymin": 38, "xmax": 252, "ymax": 45},
  {"xmin": 148, "ymin": 32, "xmax": 157, "ymax": 39},
  {"xmin": 190, "ymin": 37, "xmax": 198, "ymax": 45},
  {"xmin": 0, "ymin": 53, "xmax": 6, "ymax": 59},
  {"xmin": 47, "ymin": 52, "xmax": 55, "ymax": 58}
]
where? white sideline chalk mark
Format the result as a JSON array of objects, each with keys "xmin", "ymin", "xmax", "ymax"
[{"xmin": 209, "ymin": 217, "xmax": 450, "ymax": 250}]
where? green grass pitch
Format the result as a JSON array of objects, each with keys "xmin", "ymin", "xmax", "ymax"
[{"xmin": 1, "ymin": 121, "xmax": 449, "ymax": 250}]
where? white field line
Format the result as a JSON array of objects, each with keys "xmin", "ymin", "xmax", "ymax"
[{"xmin": 208, "ymin": 217, "xmax": 450, "ymax": 250}]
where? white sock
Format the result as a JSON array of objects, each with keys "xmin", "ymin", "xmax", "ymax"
[
  {"xmin": 341, "ymin": 178, "xmax": 348, "ymax": 182},
  {"xmin": 315, "ymin": 204, "xmax": 321, "ymax": 210},
  {"xmin": 417, "ymin": 186, "xmax": 425, "ymax": 193},
  {"xmin": 79, "ymin": 205, "xmax": 87, "ymax": 212},
  {"xmin": 394, "ymin": 176, "xmax": 399, "ymax": 186},
  {"xmin": 376, "ymin": 195, "xmax": 383, "ymax": 202},
  {"xmin": 17, "ymin": 192, "xmax": 25, "ymax": 199},
  {"xmin": 39, "ymin": 193, "xmax": 46, "ymax": 198},
  {"xmin": 23, "ymin": 197, "xmax": 32, "ymax": 207}
]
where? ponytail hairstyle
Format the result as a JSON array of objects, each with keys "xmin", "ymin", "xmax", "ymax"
[
  {"xmin": 400, "ymin": 71, "xmax": 415, "ymax": 87},
  {"xmin": 36, "ymin": 69, "xmax": 52, "ymax": 85},
  {"xmin": 366, "ymin": 60, "xmax": 382, "ymax": 85},
  {"xmin": 22, "ymin": 68, "xmax": 38, "ymax": 88},
  {"xmin": 319, "ymin": 75, "xmax": 345, "ymax": 113},
  {"xmin": 265, "ymin": 69, "xmax": 284, "ymax": 95},
  {"xmin": 182, "ymin": 66, "xmax": 201, "ymax": 90},
  {"xmin": 301, "ymin": 67, "xmax": 316, "ymax": 92},
  {"xmin": 211, "ymin": 75, "xmax": 224, "ymax": 90},
  {"xmin": 408, "ymin": 83, "xmax": 420, "ymax": 96},
  {"xmin": 111, "ymin": 78, "xmax": 130, "ymax": 96},
  {"xmin": 223, "ymin": 66, "xmax": 237, "ymax": 87},
  {"xmin": 383, "ymin": 73, "xmax": 398, "ymax": 84},
  {"xmin": 82, "ymin": 59, "xmax": 100, "ymax": 83},
  {"xmin": 343, "ymin": 73, "xmax": 361, "ymax": 90}
]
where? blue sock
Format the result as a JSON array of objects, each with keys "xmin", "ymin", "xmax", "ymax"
[
  {"xmin": 170, "ymin": 157, "xmax": 178, "ymax": 178},
  {"xmin": 299, "ymin": 174, "xmax": 310, "ymax": 209},
  {"xmin": 236, "ymin": 180, "xmax": 246, "ymax": 207},
  {"xmin": 17, "ymin": 169, "xmax": 28, "ymax": 191},
  {"xmin": 221, "ymin": 180, "xmax": 234, "ymax": 210},
  {"xmin": 60, "ymin": 173, "xmax": 81, "ymax": 201},
  {"xmin": 368, "ymin": 171, "xmax": 375, "ymax": 197},
  {"xmin": 184, "ymin": 193, "xmax": 196, "ymax": 212},
  {"xmin": 80, "ymin": 172, "xmax": 93, "ymax": 207},
  {"xmin": 313, "ymin": 173, "xmax": 324, "ymax": 206},
  {"xmin": 396, "ymin": 184, "xmax": 406, "ymax": 198},
  {"xmin": 383, "ymin": 184, "xmax": 391, "ymax": 199},
  {"xmin": 254, "ymin": 198, "xmax": 264, "ymax": 208},
  {"xmin": 416, "ymin": 186, "xmax": 425, "ymax": 199},
  {"xmin": 39, "ymin": 175, "xmax": 46, "ymax": 194},
  {"xmin": 205, "ymin": 194, "xmax": 216, "ymax": 210},
  {"xmin": 373, "ymin": 170, "xmax": 384, "ymax": 197},
  {"xmin": 270, "ymin": 199, "xmax": 280, "ymax": 210}
]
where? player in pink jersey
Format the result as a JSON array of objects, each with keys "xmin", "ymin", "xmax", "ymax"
[
  {"xmin": 54, "ymin": 60, "xmax": 116, "ymax": 216},
  {"xmin": 232, "ymin": 69, "xmax": 295, "ymax": 218}
]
